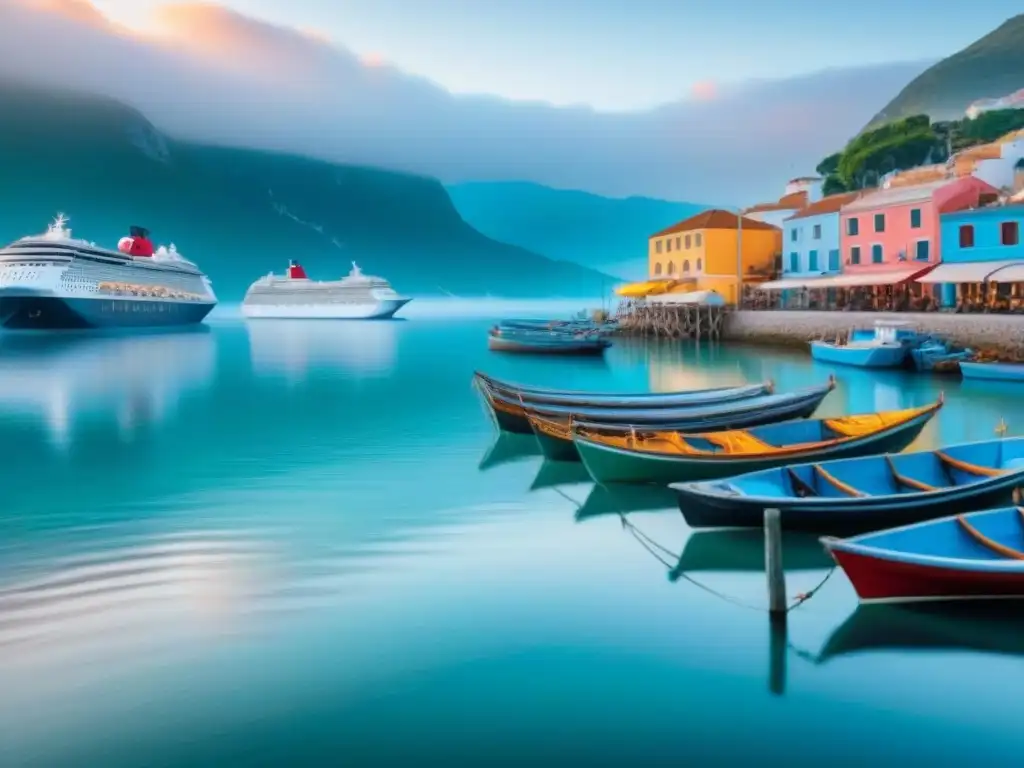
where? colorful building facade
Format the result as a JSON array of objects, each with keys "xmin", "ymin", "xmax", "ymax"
[
  {"xmin": 742, "ymin": 177, "xmax": 821, "ymax": 229},
  {"xmin": 645, "ymin": 209, "xmax": 780, "ymax": 304},
  {"xmin": 837, "ymin": 176, "xmax": 1000, "ymax": 287},
  {"xmin": 781, "ymin": 192, "xmax": 860, "ymax": 278},
  {"xmin": 922, "ymin": 203, "xmax": 1024, "ymax": 306}
]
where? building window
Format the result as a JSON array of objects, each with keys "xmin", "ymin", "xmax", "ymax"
[
  {"xmin": 789, "ymin": 252, "xmax": 799, "ymax": 272},
  {"xmin": 696, "ymin": 258, "xmax": 702, "ymax": 271},
  {"xmin": 846, "ymin": 218, "xmax": 859, "ymax": 236},
  {"xmin": 675, "ymin": 236, "xmax": 681, "ymax": 249},
  {"xmin": 871, "ymin": 244, "xmax": 883, "ymax": 263},
  {"xmin": 915, "ymin": 240, "xmax": 930, "ymax": 261},
  {"xmin": 874, "ymin": 213, "xmax": 885, "ymax": 233},
  {"xmin": 666, "ymin": 238, "xmax": 673, "ymax": 252},
  {"xmin": 656, "ymin": 241, "xmax": 663, "ymax": 254},
  {"xmin": 684, "ymin": 235, "xmax": 691, "ymax": 248},
  {"xmin": 667, "ymin": 260, "xmax": 675, "ymax": 275},
  {"xmin": 1002, "ymin": 221, "xmax": 1020, "ymax": 246},
  {"xmin": 828, "ymin": 249, "xmax": 840, "ymax": 271},
  {"xmin": 683, "ymin": 260, "xmax": 690, "ymax": 273},
  {"xmin": 695, "ymin": 233, "xmax": 702, "ymax": 247},
  {"xmin": 809, "ymin": 250, "xmax": 818, "ymax": 271},
  {"xmin": 910, "ymin": 208, "xmax": 922, "ymax": 228},
  {"xmin": 654, "ymin": 262, "xmax": 662, "ymax": 275},
  {"xmin": 959, "ymin": 225, "xmax": 975, "ymax": 248},
  {"xmin": 850, "ymin": 246, "xmax": 861, "ymax": 265},
  {"xmin": 790, "ymin": 228, "xmax": 798, "ymax": 242},
  {"xmin": 813, "ymin": 224, "xmax": 821, "ymax": 239}
]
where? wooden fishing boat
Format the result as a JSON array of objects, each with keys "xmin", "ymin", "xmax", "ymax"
[
  {"xmin": 822, "ymin": 506, "xmax": 1024, "ymax": 604},
  {"xmin": 487, "ymin": 329, "xmax": 611, "ymax": 355},
  {"xmin": 525, "ymin": 380, "xmax": 837, "ymax": 461},
  {"xmin": 573, "ymin": 398, "xmax": 942, "ymax": 484},
  {"xmin": 909, "ymin": 340, "xmax": 973, "ymax": 373},
  {"xmin": 671, "ymin": 436, "xmax": 1024, "ymax": 532},
  {"xmin": 474, "ymin": 371, "xmax": 774, "ymax": 410},
  {"xmin": 960, "ymin": 361, "xmax": 1024, "ymax": 383}
]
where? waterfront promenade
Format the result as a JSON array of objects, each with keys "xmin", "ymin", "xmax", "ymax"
[{"xmin": 725, "ymin": 310, "xmax": 1024, "ymax": 354}]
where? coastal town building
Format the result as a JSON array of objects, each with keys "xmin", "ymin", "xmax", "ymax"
[
  {"xmin": 742, "ymin": 177, "xmax": 821, "ymax": 228},
  {"xmin": 965, "ymin": 89, "xmax": 1024, "ymax": 119},
  {"xmin": 638, "ymin": 209, "xmax": 780, "ymax": 304},
  {"xmin": 836, "ymin": 176, "xmax": 999, "ymax": 288},
  {"xmin": 921, "ymin": 202, "xmax": 1024, "ymax": 307}
]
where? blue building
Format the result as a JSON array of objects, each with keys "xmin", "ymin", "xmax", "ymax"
[
  {"xmin": 759, "ymin": 192, "xmax": 859, "ymax": 301},
  {"xmin": 926, "ymin": 203, "xmax": 1024, "ymax": 306}
]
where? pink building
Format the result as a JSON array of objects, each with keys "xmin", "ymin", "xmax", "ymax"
[{"xmin": 837, "ymin": 176, "xmax": 1000, "ymax": 285}]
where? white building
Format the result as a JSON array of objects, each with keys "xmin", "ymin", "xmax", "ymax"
[
  {"xmin": 742, "ymin": 177, "xmax": 822, "ymax": 229},
  {"xmin": 966, "ymin": 89, "xmax": 1024, "ymax": 119}
]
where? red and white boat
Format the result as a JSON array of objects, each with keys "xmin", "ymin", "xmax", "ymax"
[{"xmin": 822, "ymin": 506, "xmax": 1024, "ymax": 604}]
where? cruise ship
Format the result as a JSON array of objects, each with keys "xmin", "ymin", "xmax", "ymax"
[
  {"xmin": 241, "ymin": 260, "xmax": 411, "ymax": 319},
  {"xmin": 0, "ymin": 214, "xmax": 217, "ymax": 329}
]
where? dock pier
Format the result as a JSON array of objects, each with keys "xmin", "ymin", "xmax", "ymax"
[{"xmin": 614, "ymin": 300, "xmax": 726, "ymax": 341}]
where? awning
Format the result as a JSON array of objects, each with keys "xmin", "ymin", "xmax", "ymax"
[
  {"xmin": 646, "ymin": 289, "xmax": 725, "ymax": 306},
  {"xmin": 614, "ymin": 279, "xmax": 679, "ymax": 298},
  {"xmin": 756, "ymin": 276, "xmax": 833, "ymax": 291},
  {"xmin": 806, "ymin": 266, "xmax": 934, "ymax": 289},
  {"xmin": 985, "ymin": 262, "xmax": 1024, "ymax": 283},
  {"xmin": 916, "ymin": 260, "xmax": 1024, "ymax": 284}
]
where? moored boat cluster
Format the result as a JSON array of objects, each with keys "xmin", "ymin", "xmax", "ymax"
[{"xmin": 474, "ymin": 365, "xmax": 1024, "ymax": 605}]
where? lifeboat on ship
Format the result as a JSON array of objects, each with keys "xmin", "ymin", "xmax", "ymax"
[{"xmin": 117, "ymin": 226, "xmax": 155, "ymax": 258}]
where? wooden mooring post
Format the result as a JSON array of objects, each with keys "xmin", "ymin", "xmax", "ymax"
[
  {"xmin": 764, "ymin": 507, "xmax": 788, "ymax": 696},
  {"xmin": 614, "ymin": 301, "xmax": 726, "ymax": 341}
]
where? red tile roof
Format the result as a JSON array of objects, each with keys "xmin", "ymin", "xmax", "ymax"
[
  {"xmin": 649, "ymin": 209, "xmax": 781, "ymax": 238},
  {"xmin": 744, "ymin": 190, "xmax": 808, "ymax": 214},
  {"xmin": 786, "ymin": 192, "xmax": 862, "ymax": 220}
]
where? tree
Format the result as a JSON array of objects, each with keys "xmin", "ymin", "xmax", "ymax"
[
  {"xmin": 816, "ymin": 152, "xmax": 842, "ymax": 177},
  {"xmin": 822, "ymin": 175, "xmax": 847, "ymax": 195}
]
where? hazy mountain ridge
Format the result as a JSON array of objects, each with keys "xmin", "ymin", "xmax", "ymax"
[{"xmin": 0, "ymin": 81, "xmax": 613, "ymax": 301}]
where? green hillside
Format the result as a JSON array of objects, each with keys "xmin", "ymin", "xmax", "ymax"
[
  {"xmin": 447, "ymin": 181, "xmax": 706, "ymax": 280},
  {"xmin": 0, "ymin": 82, "xmax": 613, "ymax": 301},
  {"xmin": 869, "ymin": 14, "xmax": 1024, "ymax": 127}
]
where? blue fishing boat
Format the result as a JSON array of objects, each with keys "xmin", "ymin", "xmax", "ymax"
[
  {"xmin": 525, "ymin": 379, "xmax": 836, "ymax": 460},
  {"xmin": 571, "ymin": 398, "xmax": 942, "ymax": 483},
  {"xmin": 474, "ymin": 371, "xmax": 774, "ymax": 409},
  {"xmin": 822, "ymin": 507, "xmax": 1024, "ymax": 604},
  {"xmin": 809, "ymin": 320, "xmax": 923, "ymax": 368},
  {"xmin": 670, "ymin": 436, "xmax": 1024, "ymax": 532},
  {"xmin": 960, "ymin": 361, "xmax": 1024, "ymax": 383},
  {"xmin": 487, "ymin": 327, "xmax": 611, "ymax": 356},
  {"xmin": 910, "ymin": 339, "xmax": 974, "ymax": 373}
]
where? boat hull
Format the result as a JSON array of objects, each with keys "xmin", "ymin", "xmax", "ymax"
[
  {"xmin": 674, "ymin": 482, "xmax": 1018, "ymax": 533},
  {"xmin": 576, "ymin": 410, "xmax": 933, "ymax": 484},
  {"xmin": 825, "ymin": 547, "xmax": 1024, "ymax": 604},
  {"xmin": 0, "ymin": 294, "xmax": 215, "ymax": 330},
  {"xmin": 241, "ymin": 298, "xmax": 410, "ymax": 320},
  {"xmin": 530, "ymin": 390, "xmax": 831, "ymax": 462},
  {"xmin": 487, "ymin": 335, "xmax": 610, "ymax": 355},
  {"xmin": 960, "ymin": 361, "xmax": 1024, "ymax": 383},
  {"xmin": 810, "ymin": 340, "xmax": 906, "ymax": 368}
]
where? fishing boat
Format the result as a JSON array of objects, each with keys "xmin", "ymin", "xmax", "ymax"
[
  {"xmin": 960, "ymin": 361, "xmax": 1024, "ymax": 383},
  {"xmin": 526, "ymin": 380, "xmax": 837, "ymax": 461},
  {"xmin": 670, "ymin": 436, "xmax": 1024, "ymax": 532},
  {"xmin": 572, "ymin": 398, "xmax": 942, "ymax": 484},
  {"xmin": 474, "ymin": 371, "xmax": 773, "ymax": 410},
  {"xmin": 487, "ymin": 327, "xmax": 612, "ymax": 355},
  {"xmin": 809, "ymin": 320, "xmax": 923, "ymax": 368},
  {"xmin": 499, "ymin": 318, "xmax": 616, "ymax": 335},
  {"xmin": 909, "ymin": 339, "xmax": 973, "ymax": 373},
  {"xmin": 822, "ymin": 506, "xmax": 1024, "ymax": 604}
]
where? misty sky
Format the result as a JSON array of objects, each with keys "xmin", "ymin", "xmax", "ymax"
[
  {"xmin": 89, "ymin": 0, "xmax": 1022, "ymax": 110},
  {"xmin": 2, "ymin": 1, "xmax": 1016, "ymax": 204}
]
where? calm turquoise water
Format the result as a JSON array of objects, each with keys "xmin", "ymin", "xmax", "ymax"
[{"xmin": 2, "ymin": 314, "xmax": 1023, "ymax": 767}]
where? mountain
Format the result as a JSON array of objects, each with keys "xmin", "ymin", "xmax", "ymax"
[
  {"xmin": 447, "ymin": 181, "xmax": 707, "ymax": 280},
  {"xmin": 868, "ymin": 15, "xmax": 1024, "ymax": 128},
  {"xmin": 0, "ymin": 82, "xmax": 613, "ymax": 301}
]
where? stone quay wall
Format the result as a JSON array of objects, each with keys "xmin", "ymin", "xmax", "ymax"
[{"xmin": 723, "ymin": 311, "xmax": 1024, "ymax": 355}]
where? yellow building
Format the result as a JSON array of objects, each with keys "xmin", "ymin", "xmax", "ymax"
[{"xmin": 645, "ymin": 209, "xmax": 781, "ymax": 304}]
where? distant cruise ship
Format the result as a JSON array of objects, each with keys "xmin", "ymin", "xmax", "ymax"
[
  {"xmin": 0, "ymin": 214, "xmax": 217, "ymax": 330},
  {"xmin": 241, "ymin": 260, "xmax": 411, "ymax": 320}
]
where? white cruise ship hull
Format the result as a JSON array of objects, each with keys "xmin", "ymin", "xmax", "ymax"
[
  {"xmin": 241, "ymin": 297, "xmax": 411, "ymax": 320},
  {"xmin": 0, "ymin": 291, "xmax": 216, "ymax": 330}
]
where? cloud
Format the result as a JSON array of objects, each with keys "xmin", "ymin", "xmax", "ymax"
[
  {"xmin": 0, "ymin": 0, "xmax": 933, "ymax": 204},
  {"xmin": 689, "ymin": 80, "xmax": 717, "ymax": 102}
]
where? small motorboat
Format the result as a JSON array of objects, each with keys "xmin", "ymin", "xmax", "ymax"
[
  {"xmin": 572, "ymin": 398, "xmax": 942, "ymax": 484},
  {"xmin": 524, "ymin": 379, "xmax": 837, "ymax": 461},
  {"xmin": 670, "ymin": 436, "xmax": 1024, "ymax": 532},
  {"xmin": 809, "ymin": 320, "xmax": 924, "ymax": 369},
  {"xmin": 822, "ymin": 506, "xmax": 1024, "ymax": 604},
  {"xmin": 960, "ymin": 361, "xmax": 1024, "ymax": 383}
]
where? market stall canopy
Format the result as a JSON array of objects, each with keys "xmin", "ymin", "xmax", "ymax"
[
  {"xmin": 614, "ymin": 279, "xmax": 683, "ymax": 298},
  {"xmin": 985, "ymin": 262, "xmax": 1024, "ymax": 283},
  {"xmin": 756, "ymin": 275, "xmax": 833, "ymax": 291},
  {"xmin": 799, "ymin": 266, "xmax": 934, "ymax": 289},
  {"xmin": 915, "ymin": 260, "xmax": 1024, "ymax": 283}
]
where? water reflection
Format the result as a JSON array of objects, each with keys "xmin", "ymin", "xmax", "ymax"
[
  {"xmin": 671, "ymin": 530, "xmax": 834, "ymax": 576},
  {"xmin": 0, "ymin": 329, "xmax": 215, "ymax": 445},
  {"xmin": 477, "ymin": 433, "xmax": 539, "ymax": 471},
  {"xmin": 575, "ymin": 483, "xmax": 676, "ymax": 521},
  {"xmin": 245, "ymin": 319, "xmax": 399, "ymax": 381}
]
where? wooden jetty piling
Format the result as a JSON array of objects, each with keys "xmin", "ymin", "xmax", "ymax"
[
  {"xmin": 764, "ymin": 507, "xmax": 786, "ymax": 616},
  {"xmin": 614, "ymin": 300, "xmax": 726, "ymax": 341}
]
